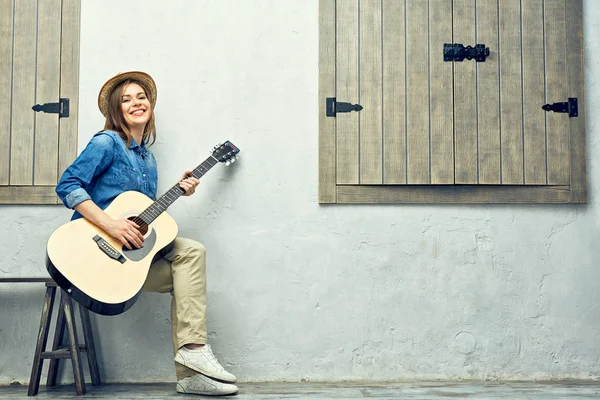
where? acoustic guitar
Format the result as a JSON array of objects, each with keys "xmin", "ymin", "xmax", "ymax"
[{"xmin": 46, "ymin": 141, "xmax": 240, "ymax": 316}]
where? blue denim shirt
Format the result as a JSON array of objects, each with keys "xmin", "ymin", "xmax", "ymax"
[{"xmin": 56, "ymin": 130, "xmax": 158, "ymax": 220}]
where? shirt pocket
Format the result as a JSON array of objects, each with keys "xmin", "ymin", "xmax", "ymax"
[{"xmin": 115, "ymin": 166, "xmax": 140, "ymax": 192}]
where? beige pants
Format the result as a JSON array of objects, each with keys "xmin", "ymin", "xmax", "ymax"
[{"xmin": 142, "ymin": 237, "xmax": 207, "ymax": 380}]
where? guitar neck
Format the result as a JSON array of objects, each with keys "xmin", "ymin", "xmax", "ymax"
[{"xmin": 138, "ymin": 155, "xmax": 219, "ymax": 224}]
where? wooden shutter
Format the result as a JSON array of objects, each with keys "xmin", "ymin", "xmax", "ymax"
[
  {"xmin": 333, "ymin": 0, "xmax": 454, "ymax": 186},
  {"xmin": 455, "ymin": 0, "xmax": 573, "ymax": 186},
  {"xmin": 0, "ymin": 0, "xmax": 79, "ymax": 204},
  {"xmin": 319, "ymin": 0, "xmax": 586, "ymax": 204}
]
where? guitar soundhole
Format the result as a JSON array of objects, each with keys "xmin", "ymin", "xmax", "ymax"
[{"xmin": 128, "ymin": 216, "xmax": 149, "ymax": 236}]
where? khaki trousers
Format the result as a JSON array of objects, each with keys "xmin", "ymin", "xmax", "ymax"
[{"xmin": 142, "ymin": 237, "xmax": 207, "ymax": 380}]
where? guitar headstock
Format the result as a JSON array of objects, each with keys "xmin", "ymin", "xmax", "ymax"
[{"xmin": 212, "ymin": 141, "xmax": 240, "ymax": 166}]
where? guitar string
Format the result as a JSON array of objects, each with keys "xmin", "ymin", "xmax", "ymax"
[{"xmin": 132, "ymin": 156, "xmax": 221, "ymax": 229}]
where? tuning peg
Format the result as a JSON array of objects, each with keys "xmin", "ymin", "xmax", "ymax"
[
  {"xmin": 230, "ymin": 158, "xmax": 236, "ymax": 164},
  {"xmin": 225, "ymin": 160, "xmax": 231, "ymax": 166}
]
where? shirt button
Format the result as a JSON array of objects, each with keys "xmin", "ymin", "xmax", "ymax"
[{"xmin": 143, "ymin": 174, "xmax": 146, "ymax": 177}]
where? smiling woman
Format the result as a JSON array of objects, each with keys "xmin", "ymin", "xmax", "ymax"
[
  {"xmin": 121, "ymin": 84, "xmax": 151, "ymax": 128},
  {"xmin": 100, "ymin": 72, "xmax": 157, "ymax": 148},
  {"xmin": 53, "ymin": 71, "xmax": 239, "ymax": 396}
]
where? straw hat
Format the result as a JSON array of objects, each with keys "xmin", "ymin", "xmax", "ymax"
[{"xmin": 97, "ymin": 71, "xmax": 157, "ymax": 117}]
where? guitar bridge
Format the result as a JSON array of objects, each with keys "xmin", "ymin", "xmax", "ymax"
[{"xmin": 93, "ymin": 235, "xmax": 126, "ymax": 263}]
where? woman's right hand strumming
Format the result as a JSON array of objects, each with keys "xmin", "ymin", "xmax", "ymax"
[
  {"xmin": 105, "ymin": 218, "xmax": 144, "ymax": 250},
  {"xmin": 74, "ymin": 200, "xmax": 144, "ymax": 250}
]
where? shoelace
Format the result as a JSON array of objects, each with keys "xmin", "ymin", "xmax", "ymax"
[{"xmin": 203, "ymin": 344, "xmax": 220, "ymax": 366}]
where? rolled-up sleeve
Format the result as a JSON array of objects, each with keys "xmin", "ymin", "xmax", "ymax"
[{"xmin": 56, "ymin": 133, "xmax": 116, "ymax": 209}]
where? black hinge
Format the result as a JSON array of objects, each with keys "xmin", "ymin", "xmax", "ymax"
[
  {"xmin": 326, "ymin": 97, "xmax": 363, "ymax": 117},
  {"xmin": 444, "ymin": 43, "xmax": 490, "ymax": 62},
  {"xmin": 32, "ymin": 98, "xmax": 69, "ymax": 118},
  {"xmin": 542, "ymin": 98, "xmax": 578, "ymax": 118}
]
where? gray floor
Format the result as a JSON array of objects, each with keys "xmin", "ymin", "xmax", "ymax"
[{"xmin": 1, "ymin": 381, "xmax": 599, "ymax": 399}]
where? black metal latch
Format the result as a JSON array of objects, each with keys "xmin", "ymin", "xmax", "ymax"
[
  {"xmin": 32, "ymin": 98, "xmax": 69, "ymax": 118},
  {"xmin": 326, "ymin": 97, "xmax": 363, "ymax": 117},
  {"xmin": 444, "ymin": 43, "xmax": 489, "ymax": 62},
  {"xmin": 542, "ymin": 98, "xmax": 578, "ymax": 118}
]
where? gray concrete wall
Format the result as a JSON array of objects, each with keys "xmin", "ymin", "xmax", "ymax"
[{"xmin": 1, "ymin": 0, "xmax": 599, "ymax": 384}]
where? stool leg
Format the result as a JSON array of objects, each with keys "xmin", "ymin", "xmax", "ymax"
[
  {"xmin": 28, "ymin": 286, "xmax": 56, "ymax": 396},
  {"xmin": 46, "ymin": 295, "xmax": 66, "ymax": 387},
  {"xmin": 78, "ymin": 305, "xmax": 101, "ymax": 385},
  {"xmin": 62, "ymin": 292, "xmax": 86, "ymax": 395}
]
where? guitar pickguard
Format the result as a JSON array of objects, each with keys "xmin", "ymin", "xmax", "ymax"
[{"xmin": 121, "ymin": 228, "xmax": 157, "ymax": 261}]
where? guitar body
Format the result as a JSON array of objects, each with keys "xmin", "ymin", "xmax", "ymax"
[{"xmin": 46, "ymin": 191, "xmax": 178, "ymax": 316}]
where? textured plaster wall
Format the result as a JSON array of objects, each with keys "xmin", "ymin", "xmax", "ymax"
[{"xmin": 1, "ymin": 0, "xmax": 599, "ymax": 385}]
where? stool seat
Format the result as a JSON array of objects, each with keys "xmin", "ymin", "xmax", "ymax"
[{"xmin": 27, "ymin": 280, "xmax": 101, "ymax": 396}]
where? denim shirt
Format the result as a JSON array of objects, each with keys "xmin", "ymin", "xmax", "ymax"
[{"xmin": 56, "ymin": 130, "xmax": 158, "ymax": 220}]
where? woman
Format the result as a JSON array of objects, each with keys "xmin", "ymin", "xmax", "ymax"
[{"xmin": 56, "ymin": 71, "xmax": 238, "ymax": 396}]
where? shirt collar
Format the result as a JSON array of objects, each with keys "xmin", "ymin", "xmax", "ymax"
[{"xmin": 128, "ymin": 137, "xmax": 147, "ymax": 150}]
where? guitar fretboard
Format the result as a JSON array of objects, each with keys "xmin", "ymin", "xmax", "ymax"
[{"xmin": 137, "ymin": 156, "xmax": 219, "ymax": 225}]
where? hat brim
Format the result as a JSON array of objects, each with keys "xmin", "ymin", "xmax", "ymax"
[{"xmin": 98, "ymin": 71, "xmax": 157, "ymax": 117}]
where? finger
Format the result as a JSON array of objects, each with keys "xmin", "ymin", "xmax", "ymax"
[
  {"xmin": 126, "ymin": 219, "xmax": 140, "ymax": 229},
  {"xmin": 124, "ymin": 221, "xmax": 143, "ymax": 242},
  {"xmin": 129, "ymin": 228, "xmax": 144, "ymax": 245},
  {"xmin": 127, "ymin": 221, "xmax": 142, "ymax": 234},
  {"xmin": 120, "ymin": 236, "xmax": 133, "ymax": 250},
  {"xmin": 125, "ymin": 231, "xmax": 142, "ymax": 248}
]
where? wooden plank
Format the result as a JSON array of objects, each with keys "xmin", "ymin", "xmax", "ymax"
[
  {"xmin": 0, "ymin": 186, "xmax": 61, "ymax": 204},
  {"xmin": 34, "ymin": 0, "xmax": 61, "ymax": 185},
  {"xmin": 429, "ymin": 0, "xmax": 453, "ymax": 184},
  {"xmin": 522, "ymin": 0, "xmax": 546, "ymax": 185},
  {"xmin": 0, "ymin": 277, "xmax": 53, "ymax": 283},
  {"xmin": 544, "ymin": 0, "xmax": 569, "ymax": 185},
  {"xmin": 566, "ymin": 0, "xmax": 586, "ymax": 203},
  {"xmin": 10, "ymin": 0, "xmax": 36, "ymax": 185},
  {"xmin": 0, "ymin": 0, "xmax": 12, "ymax": 185},
  {"xmin": 62, "ymin": 292, "xmax": 87, "ymax": 395},
  {"xmin": 318, "ymin": 0, "xmax": 337, "ymax": 203},
  {"xmin": 382, "ymin": 0, "xmax": 406, "ymax": 184},
  {"xmin": 41, "ymin": 349, "xmax": 72, "ymax": 359},
  {"xmin": 79, "ymin": 306, "xmax": 102, "ymax": 385},
  {"xmin": 405, "ymin": 0, "xmax": 429, "ymax": 184},
  {"xmin": 453, "ymin": 0, "xmax": 477, "ymax": 184},
  {"xmin": 337, "ymin": 184, "xmax": 571, "ymax": 204},
  {"xmin": 359, "ymin": 0, "xmax": 383, "ymax": 184},
  {"xmin": 27, "ymin": 285, "xmax": 56, "ymax": 396},
  {"xmin": 499, "ymin": 0, "xmax": 524, "ymax": 184},
  {"xmin": 46, "ymin": 295, "xmax": 66, "ymax": 387},
  {"xmin": 58, "ymin": 0, "xmax": 80, "ymax": 181},
  {"xmin": 476, "ymin": 0, "xmax": 501, "ymax": 184},
  {"xmin": 335, "ymin": 0, "xmax": 360, "ymax": 185}
]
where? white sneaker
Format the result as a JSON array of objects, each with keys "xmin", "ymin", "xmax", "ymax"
[
  {"xmin": 175, "ymin": 344, "xmax": 237, "ymax": 383},
  {"xmin": 176, "ymin": 374, "xmax": 238, "ymax": 396}
]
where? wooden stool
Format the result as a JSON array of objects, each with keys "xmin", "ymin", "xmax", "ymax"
[{"xmin": 1, "ymin": 278, "xmax": 101, "ymax": 396}]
